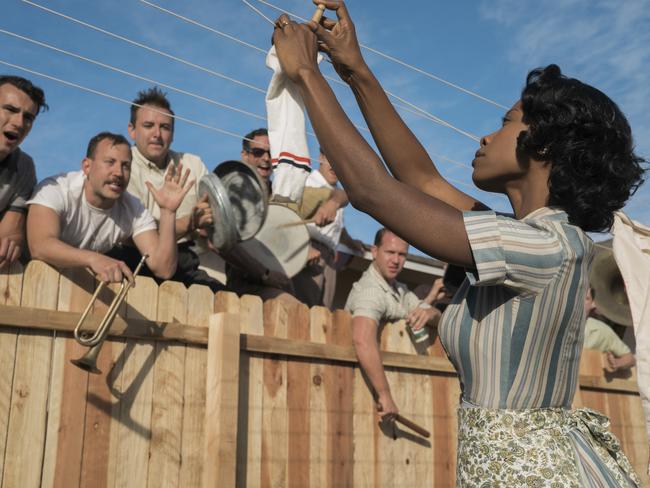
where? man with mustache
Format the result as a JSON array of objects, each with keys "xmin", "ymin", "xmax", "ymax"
[
  {"xmin": 114, "ymin": 87, "xmax": 224, "ymax": 291},
  {"xmin": 345, "ymin": 228, "xmax": 440, "ymax": 418},
  {"xmin": 0, "ymin": 75, "xmax": 47, "ymax": 270},
  {"xmin": 26, "ymin": 132, "xmax": 191, "ymax": 283}
]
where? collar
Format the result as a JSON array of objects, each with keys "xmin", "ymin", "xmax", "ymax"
[
  {"xmin": 0, "ymin": 148, "xmax": 19, "ymax": 170},
  {"xmin": 132, "ymin": 145, "xmax": 173, "ymax": 172},
  {"xmin": 522, "ymin": 206, "xmax": 567, "ymax": 221},
  {"xmin": 369, "ymin": 262, "xmax": 402, "ymax": 296}
]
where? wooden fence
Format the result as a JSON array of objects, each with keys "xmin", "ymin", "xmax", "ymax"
[{"xmin": 0, "ymin": 260, "xmax": 648, "ymax": 487}]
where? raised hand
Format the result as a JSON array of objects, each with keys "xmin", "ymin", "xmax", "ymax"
[
  {"xmin": 146, "ymin": 162, "xmax": 195, "ymax": 213},
  {"xmin": 272, "ymin": 15, "xmax": 320, "ymax": 83},
  {"xmin": 308, "ymin": 1, "xmax": 367, "ymax": 83}
]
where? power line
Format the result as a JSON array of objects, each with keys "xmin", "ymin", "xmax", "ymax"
[
  {"xmin": 251, "ymin": 0, "xmax": 508, "ymax": 110},
  {"xmin": 138, "ymin": 0, "xmax": 479, "ymax": 141},
  {"xmin": 0, "ymin": 59, "xmax": 478, "ymax": 191}
]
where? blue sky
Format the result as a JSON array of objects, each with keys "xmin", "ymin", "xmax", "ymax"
[{"xmin": 3, "ymin": 0, "xmax": 649, "ymax": 251}]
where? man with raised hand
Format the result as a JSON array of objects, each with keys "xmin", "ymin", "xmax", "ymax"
[
  {"xmin": 0, "ymin": 75, "xmax": 47, "ymax": 269},
  {"xmin": 345, "ymin": 228, "xmax": 440, "ymax": 418},
  {"xmin": 119, "ymin": 87, "xmax": 223, "ymax": 291},
  {"xmin": 27, "ymin": 132, "xmax": 191, "ymax": 283}
]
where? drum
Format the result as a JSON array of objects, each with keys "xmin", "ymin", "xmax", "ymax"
[
  {"xmin": 198, "ymin": 160, "xmax": 268, "ymax": 252},
  {"xmin": 224, "ymin": 204, "xmax": 310, "ymax": 287}
]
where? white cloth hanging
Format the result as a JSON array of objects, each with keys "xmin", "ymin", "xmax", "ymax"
[
  {"xmin": 612, "ymin": 210, "xmax": 650, "ymax": 474},
  {"xmin": 265, "ymin": 45, "xmax": 321, "ymax": 202}
]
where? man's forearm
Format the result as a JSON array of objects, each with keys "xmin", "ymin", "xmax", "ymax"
[
  {"xmin": 347, "ymin": 65, "xmax": 444, "ymax": 187},
  {"xmin": 30, "ymin": 237, "xmax": 100, "ymax": 269},
  {"xmin": 147, "ymin": 209, "xmax": 178, "ymax": 279},
  {"xmin": 174, "ymin": 214, "xmax": 192, "ymax": 240},
  {"xmin": 354, "ymin": 339, "xmax": 392, "ymax": 398}
]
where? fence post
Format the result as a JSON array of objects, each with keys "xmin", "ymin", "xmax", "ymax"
[{"xmin": 203, "ymin": 312, "xmax": 241, "ymax": 488}]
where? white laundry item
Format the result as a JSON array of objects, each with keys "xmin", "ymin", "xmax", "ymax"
[
  {"xmin": 265, "ymin": 45, "xmax": 321, "ymax": 202},
  {"xmin": 612, "ymin": 210, "xmax": 650, "ymax": 474}
]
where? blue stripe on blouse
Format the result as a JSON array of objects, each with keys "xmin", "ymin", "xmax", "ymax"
[{"xmin": 439, "ymin": 207, "xmax": 594, "ymax": 409}]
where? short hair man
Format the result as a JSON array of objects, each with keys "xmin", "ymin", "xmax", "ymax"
[
  {"xmin": 0, "ymin": 75, "xmax": 47, "ymax": 269},
  {"xmin": 293, "ymin": 148, "xmax": 364, "ymax": 308},
  {"xmin": 241, "ymin": 128, "xmax": 272, "ymax": 184},
  {"xmin": 27, "ymin": 132, "xmax": 191, "ymax": 283},
  {"xmin": 119, "ymin": 87, "xmax": 222, "ymax": 291},
  {"xmin": 345, "ymin": 228, "xmax": 440, "ymax": 418},
  {"xmin": 584, "ymin": 287, "xmax": 635, "ymax": 372}
]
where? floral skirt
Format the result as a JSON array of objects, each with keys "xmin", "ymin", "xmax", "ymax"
[{"xmin": 457, "ymin": 405, "xmax": 641, "ymax": 487}]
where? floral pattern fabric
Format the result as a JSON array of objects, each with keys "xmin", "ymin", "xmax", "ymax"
[{"xmin": 457, "ymin": 406, "xmax": 641, "ymax": 487}]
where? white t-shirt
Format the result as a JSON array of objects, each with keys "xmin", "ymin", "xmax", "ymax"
[
  {"xmin": 27, "ymin": 171, "xmax": 157, "ymax": 253},
  {"xmin": 305, "ymin": 169, "xmax": 343, "ymax": 251}
]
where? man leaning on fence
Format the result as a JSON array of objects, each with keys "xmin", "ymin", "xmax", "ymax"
[
  {"xmin": 345, "ymin": 228, "xmax": 441, "ymax": 419},
  {"xmin": 0, "ymin": 75, "xmax": 47, "ymax": 269},
  {"xmin": 26, "ymin": 131, "xmax": 192, "ymax": 284}
]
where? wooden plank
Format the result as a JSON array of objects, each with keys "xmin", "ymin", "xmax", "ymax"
[
  {"xmin": 378, "ymin": 320, "xmax": 415, "ymax": 487},
  {"xmin": 0, "ymin": 304, "xmax": 208, "ymax": 345},
  {"xmin": 3, "ymin": 261, "xmax": 58, "ymax": 488},
  {"xmin": 147, "ymin": 281, "xmax": 187, "ymax": 488},
  {"xmin": 178, "ymin": 284, "xmax": 212, "ymax": 488},
  {"xmin": 431, "ymin": 374, "xmax": 455, "ymax": 487},
  {"xmin": 79, "ymin": 281, "xmax": 127, "ymax": 488},
  {"xmin": 113, "ymin": 275, "xmax": 158, "ymax": 488},
  {"xmin": 260, "ymin": 299, "xmax": 289, "ymax": 488},
  {"xmin": 203, "ymin": 313, "xmax": 241, "ymax": 488},
  {"xmin": 42, "ymin": 268, "xmax": 93, "ymax": 488},
  {"xmin": 412, "ymin": 371, "xmax": 434, "ymax": 485},
  {"xmin": 286, "ymin": 302, "xmax": 310, "ymax": 488},
  {"xmin": 309, "ymin": 306, "xmax": 329, "ymax": 488},
  {"xmin": 0, "ymin": 304, "xmax": 641, "ymax": 394},
  {"xmin": 0, "ymin": 261, "xmax": 23, "ymax": 483},
  {"xmin": 353, "ymin": 361, "xmax": 378, "ymax": 487},
  {"xmin": 327, "ymin": 310, "xmax": 354, "ymax": 487},
  {"xmin": 235, "ymin": 295, "xmax": 264, "ymax": 488}
]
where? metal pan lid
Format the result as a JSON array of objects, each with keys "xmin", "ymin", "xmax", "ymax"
[
  {"xmin": 198, "ymin": 173, "xmax": 238, "ymax": 252},
  {"xmin": 213, "ymin": 160, "xmax": 268, "ymax": 241}
]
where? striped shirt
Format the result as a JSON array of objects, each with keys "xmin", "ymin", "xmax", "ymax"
[{"xmin": 439, "ymin": 207, "xmax": 593, "ymax": 409}]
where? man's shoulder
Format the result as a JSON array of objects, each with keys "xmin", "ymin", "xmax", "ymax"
[
  {"xmin": 171, "ymin": 150, "xmax": 207, "ymax": 171},
  {"xmin": 352, "ymin": 266, "xmax": 384, "ymax": 292},
  {"xmin": 120, "ymin": 190, "xmax": 148, "ymax": 213},
  {"xmin": 14, "ymin": 148, "xmax": 35, "ymax": 170},
  {"xmin": 38, "ymin": 170, "xmax": 83, "ymax": 190}
]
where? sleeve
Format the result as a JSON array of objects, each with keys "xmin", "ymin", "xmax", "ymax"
[
  {"xmin": 344, "ymin": 282, "xmax": 386, "ymax": 323},
  {"xmin": 601, "ymin": 328, "xmax": 632, "ymax": 356},
  {"xmin": 8, "ymin": 153, "xmax": 36, "ymax": 212},
  {"xmin": 404, "ymin": 289, "xmax": 422, "ymax": 313},
  {"xmin": 130, "ymin": 199, "xmax": 158, "ymax": 238},
  {"xmin": 463, "ymin": 210, "xmax": 565, "ymax": 295},
  {"xmin": 26, "ymin": 176, "xmax": 67, "ymax": 215}
]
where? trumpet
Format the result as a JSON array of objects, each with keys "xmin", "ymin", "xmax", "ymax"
[{"xmin": 70, "ymin": 254, "xmax": 148, "ymax": 374}]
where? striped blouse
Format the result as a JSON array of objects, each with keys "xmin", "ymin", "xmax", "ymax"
[{"xmin": 439, "ymin": 206, "xmax": 594, "ymax": 409}]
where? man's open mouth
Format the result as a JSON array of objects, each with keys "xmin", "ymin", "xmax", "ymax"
[{"xmin": 3, "ymin": 131, "xmax": 19, "ymax": 143}]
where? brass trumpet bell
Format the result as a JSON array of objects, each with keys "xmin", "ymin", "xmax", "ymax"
[
  {"xmin": 70, "ymin": 255, "xmax": 148, "ymax": 374},
  {"xmin": 589, "ymin": 249, "xmax": 633, "ymax": 327}
]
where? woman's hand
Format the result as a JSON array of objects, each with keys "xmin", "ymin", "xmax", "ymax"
[
  {"xmin": 272, "ymin": 15, "xmax": 320, "ymax": 83},
  {"xmin": 308, "ymin": 1, "xmax": 367, "ymax": 84}
]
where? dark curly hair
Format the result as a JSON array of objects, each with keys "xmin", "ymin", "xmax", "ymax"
[{"xmin": 517, "ymin": 64, "xmax": 646, "ymax": 232}]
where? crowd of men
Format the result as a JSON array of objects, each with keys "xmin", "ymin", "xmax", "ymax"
[{"xmin": 0, "ymin": 76, "xmax": 635, "ymax": 417}]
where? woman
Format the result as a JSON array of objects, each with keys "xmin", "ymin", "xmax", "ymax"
[{"xmin": 272, "ymin": 2, "xmax": 645, "ymax": 485}]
